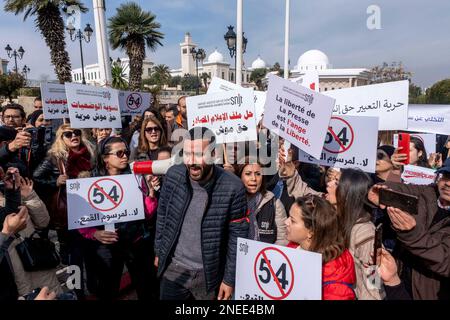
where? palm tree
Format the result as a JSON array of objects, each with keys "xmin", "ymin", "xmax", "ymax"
[
  {"xmin": 151, "ymin": 64, "xmax": 171, "ymax": 86},
  {"xmin": 4, "ymin": 0, "xmax": 87, "ymax": 84},
  {"xmin": 200, "ymin": 72, "xmax": 210, "ymax": 90},
  {"xmin": 108, "ymin": 2, "xmax": 164, "ymax": 91},
  {"xmin": 111, "ymin": 60, "xmax": 128, "ymax": 90}
]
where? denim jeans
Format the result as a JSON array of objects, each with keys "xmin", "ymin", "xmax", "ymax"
[{"xmin": 160, "ymin": 261, "xmax": 216, "ymax": 300}]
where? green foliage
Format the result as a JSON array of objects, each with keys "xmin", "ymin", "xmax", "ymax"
[
  {"xmin": 250, "ymin": 68, "xmax": 268, "ymax": 90},
  {"xmin": 0, "ymin": 73, "xmax": 26, "ymax": 101},
  {"xmin": 426, "ymin": 79, "xmax": 450, "ymax": 104},
  {"xmin": 181, "ymin": 74, "xmax": 200, "ymax": 91}
]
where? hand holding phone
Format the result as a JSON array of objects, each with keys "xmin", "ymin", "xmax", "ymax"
[{"xmin": 379, "ymin": 188, "xmax": 418, "ymax": 215}]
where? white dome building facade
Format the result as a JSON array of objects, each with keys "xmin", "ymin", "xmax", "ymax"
[
  {"xmin": 250, "ymin": 56, "xmax": 267, "ymax": 70},
  {"xmin": 291, "ymin": 49, "xmax": 370, "ymax": 92}
]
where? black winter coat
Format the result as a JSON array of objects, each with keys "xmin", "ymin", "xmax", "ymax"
[{"xmin": 155, "ymin": 164, "xmax": 248, "ymax": 292}]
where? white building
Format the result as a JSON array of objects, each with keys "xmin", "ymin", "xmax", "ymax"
[
  {"xmin": 290, "ymin": 49, "xmax": 371, "ymax": 91},
  {"xmin": 170, "ymin": 33, "xmax": 257, "ymax": 86},
  {"xmin": 71, "ymin": 57, "xmax": 154, "ymax": 85}
]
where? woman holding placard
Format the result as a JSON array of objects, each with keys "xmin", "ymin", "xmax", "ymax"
[
  {"xmin": 236, "ymin": 157, "xmax": 288, "ymax": 246},
  {"xmin": 77, "ymin": 136, "xmax": 159, "ymax": 300},
  {"xmin": 285, "ymin": 195, "xmax": 356, "ymax": 300}
]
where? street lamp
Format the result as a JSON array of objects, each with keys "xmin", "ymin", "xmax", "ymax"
[
  {"xmin": 224, "ymin": 25, "xmax": 247, "ymax": 83},
  {"xmin": 191, "ymin": 47, "xmax": 206, "ymax": 95},
  {"xmin": 4, "ymin": 44, "xmax": 25, "ymax": 73},
  {"xmin": 67, "ymin": 23, "xmax": 93, "ymax": 84},
  {"xmin": 22, "ymin": 65, "xmax": 30, "ymax": 83}
]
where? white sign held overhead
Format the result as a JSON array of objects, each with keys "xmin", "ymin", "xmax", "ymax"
[
  {"xmin": 299, "ymin": 115, "xmax": 379, "ymax": 173},
  {"xmin": 324, "ymin": 80, "xmax": 409, "ymax": 130},
  {"xmin": 401, "ymin": 165, "xmax": 436, "ymax": 186},
  {"xmin": 291, "ymin": 70, "xmax": 319, "ymax": 92},
  {"xmin": 235, "ymin": 238, "xmax": 322, "ymax": 300},
  {"xmin": 407, "ymin": 104, "xmax": 450, "ymax": 135},
  {"xmin": 208, "ymin": 77, "xmax": 266, "ymax": 124},
  {"xmin": 66, "ymin": 174, "xmax": 145, "ymax": 230},
  {"xmin": 65, "ymin": 83, "xmax": 122, "ymax": 128},
  {"xmin": 262, "ymin": 74, "xmax": 335, "ymax": 159},
  {"xmin": 186, "ymin": 88, "xmax": 257, "ymax": 144},
  {"xmin": 119, "ymin": 90, "xmax": 152, "ymax": 116},
  {"xmin": 207, "ymin": 77, "xmax": 237, "ymax": 93},
  {"xmin": 40, "ymin": 83, "xmax": 69, "ymax": 119}
]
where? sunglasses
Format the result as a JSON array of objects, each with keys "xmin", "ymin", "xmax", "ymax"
[
  {"xmin": 62, "ymin": 129, "xmax": 82, "ymax": 139},
  {"xmin": 144, "ymin": 126, "xmax": 161, "ymax": 133},
  {"xmin": 106, "ymin": 149, "xmax": 130, "ymax": 158}
]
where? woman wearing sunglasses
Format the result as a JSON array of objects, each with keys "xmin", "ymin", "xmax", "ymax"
[
  {"xmin": 78, "ymin": 136, "xmax": 159, "ymax": 300},
  {"xmin": 33, "ymin": 124, "xmax": 95, "ymax": 298},
  {"xmin": 131, "ymin": 115, "xmax": 168, "ymax": 161},
  {"xmin": 286, "ymin": 195, "xmax": 356, "ymax": 300}
]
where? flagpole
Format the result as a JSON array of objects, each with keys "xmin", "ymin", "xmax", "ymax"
[
  {"xmin": 284, "ymin": 0, "xmax": 290, "ymax": 80},
  {"xmin": 93, "ymin": 0, "xmax": 112, "ymax": 86},
  {"xmin": 236, "ymin": 0, "xmax": 243, "ymax": 86}
]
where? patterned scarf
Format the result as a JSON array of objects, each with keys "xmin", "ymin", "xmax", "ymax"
[{"xmin": 247, "ymin": 193, "xmax": 262, "ymax": 241}]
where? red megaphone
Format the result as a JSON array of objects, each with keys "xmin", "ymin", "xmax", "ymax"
[{"xmin": 131, "ymin": 158, "xmax": 174, "ymax": 175}]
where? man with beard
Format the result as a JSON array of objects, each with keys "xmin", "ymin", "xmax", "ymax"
[{"xmin": 155, "ymin": 127, "xmax": 248, "ymax": 300}]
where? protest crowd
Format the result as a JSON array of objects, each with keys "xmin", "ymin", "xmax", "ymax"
[{"xmin": 0, "ymin": 78, "xmax": 449, "ymax": 302}]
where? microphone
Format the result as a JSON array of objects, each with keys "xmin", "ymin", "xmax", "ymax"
[{"xmin": 131, "ymin": 157, "xmax": 174, "ymax": 175}]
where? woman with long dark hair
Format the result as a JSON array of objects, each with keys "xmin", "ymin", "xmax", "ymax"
[
  {"xmin": 326, "ymin": 168, "xmax": 384, "ymax": 300},
  {"xmin": 78, "ymin": 136, "xmax": 159, "ymax": 300},
  {"xmin": 286, "ymin": 195, "xmax": 356, "ymax": 300},
  {"xmin": 236, "ymin": 157, "xmax": 287, "ymax": 245},
  {"xmin": 131, "ymin": 116, "xmax": 167, "ymax": 161}
]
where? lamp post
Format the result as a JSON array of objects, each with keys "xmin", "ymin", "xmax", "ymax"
[
  {"xmin": 190, "ymin": 47, "xmax": 206, "ymax": 95},
  {"xmin": 67, "ymin": 23, "xmax": 93, "ymax": 84},
  {"xmin": 4, "ymin": 44, "xmax": 25, "ymax": 73},
  {"xmin": 22, "ymin": 65, "xmax": 30, "ymax": 83},
  {"xmin": 224, "ymin": 25, "xmax": 247, "ymax": 84}
]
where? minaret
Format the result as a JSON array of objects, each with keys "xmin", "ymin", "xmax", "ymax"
[
  {"xmin": 93, "ymin": 0, "xmax": 112, "ymax": 86},
  {"xmin": 180, "ymin": 32, "xmax": 197, "ymax": 76}
]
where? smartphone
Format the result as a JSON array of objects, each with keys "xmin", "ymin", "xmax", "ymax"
[
  {"xmin": 372, "ymin": 223, "xmax": 383, "ymax": 266},
  {"xmin": 397, "ymin": 133, "xmax": 410, "ymax": 165},
  {"xmin": 379, "ymin": 188, "xmax": 418, "ymax": 215}
]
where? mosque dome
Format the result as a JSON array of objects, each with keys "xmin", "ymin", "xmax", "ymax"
[
  {"xmin": 207, "ymin": 49, "xmax": 225, "ymax": 63},
  {"xmin": 296, "ymin": 49, "xmax": 330, "ymax": 71},
  {"xmin": 251, "ymin": 56, "xmax": 267, "ymax": 69}
]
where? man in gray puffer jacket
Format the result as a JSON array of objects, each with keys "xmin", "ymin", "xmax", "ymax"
[{"xmin": 155, "ymin": 127, "xmax": 248, "ymax": 300}]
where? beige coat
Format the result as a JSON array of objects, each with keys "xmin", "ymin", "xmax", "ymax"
[
  {"xmin": 349, "ymin": 221, "xmax": 385, "ymax": 300},
  {"xmin": 1, "ymin": 191, "xmax": 62, "ymax": 296},
  {"xmin": 256, "ymin": 191, "xmax": 288, "ymax": 246},
  {"xmin": 282, "ymin": 170, "xmax": 323, "ymax": 199}
]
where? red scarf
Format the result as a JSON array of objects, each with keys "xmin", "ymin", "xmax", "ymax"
[{"xmin": 66, "ymin": 146, "xmax": 92, "ymax": 178}]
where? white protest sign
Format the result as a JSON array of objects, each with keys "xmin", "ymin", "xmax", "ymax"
[
  {"xmin": 186, "ymin": 89, "xmax": 257, "ymax": 143},
  {"xmin": 407, "ymin": 104, "xmax": 450, "ymax": 135},
  {"xmin": 254, "ymin": 91, "xmax": 266, "ymax": 123},
  {"xmin": 66, "ymin": 174, "xmax": 145, "ymax": 230},
  {"xmin": 394, "ymin": 133, "xmax": 436, "ymax": 157},
  {"xmin": 262, "ymin": 74, "xmax": 335, "ymax": 159},
  {"xmin": 208, "ymin": 77, "xmax": 266, "ymax": 123},
  {"xmin": 291, "ymin": 70, "xmax": 319, "ymax": 92},
  {"xmin": 235, "ymin": 238, "xmax": 322, "ymax": 300},
  {"xmin": 65, "ymin": 83, "xmax": 122, "ymax": 128},
  {"xmin": 207, "ymin": 77, "xmax": 237, "ymax": 93},
  {"xmin": 401, "ymin": 165, "xmax": 436, "ymax": 185},
  {"xmin": 299, "ymin": 115, "xmax": 379, "ymax": 173},
  {"xmin": 40, "ymin": 83, "xmax": 69, "ymax": 119},
  {"xmin": 324, "ymin": 80, "xmax": 409, "ymax": 130},
  {"xmin": 119, "ymin": 90, "xmax": 153, "ymax": 116}
]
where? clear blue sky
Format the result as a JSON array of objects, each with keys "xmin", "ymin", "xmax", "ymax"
[{"xmin": 1, "ymin": 0, "xmax": 449, "ymax": 88}]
